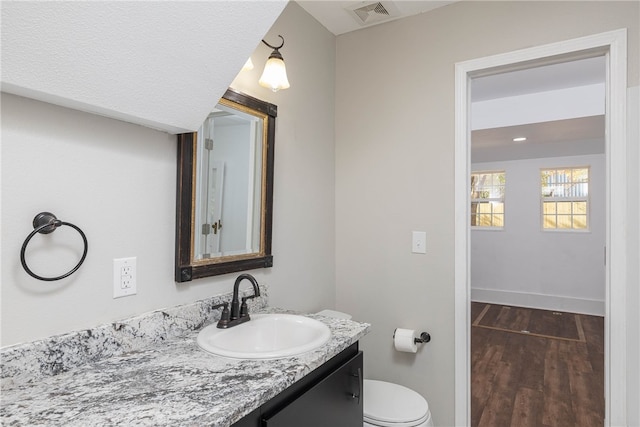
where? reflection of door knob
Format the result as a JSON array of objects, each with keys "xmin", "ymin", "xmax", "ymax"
[{"xmin": 212, "ymin": 220, "xmax": 223, "ymax": 234}]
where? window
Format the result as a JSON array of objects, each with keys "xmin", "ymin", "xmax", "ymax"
[
  {"xmin": 471, "ymin": 171, "xmax": 505, "ymax": 228},
  {"xmin": 541, "ymin": 167, "xmax": 589, "ymax": 230}
]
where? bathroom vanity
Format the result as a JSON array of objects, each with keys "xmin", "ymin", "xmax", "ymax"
[
  {"xmin": 0, "ymin": 289, "xmax": 369, "ymax": 426},
  {"xmin": 235, "ymin": 345, "xmax": 363, "ymax": 427}
]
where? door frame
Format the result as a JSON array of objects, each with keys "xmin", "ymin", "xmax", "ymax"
[{"xmin": 454, "ymin": 29, "xmax": 628, "ymax": 426}]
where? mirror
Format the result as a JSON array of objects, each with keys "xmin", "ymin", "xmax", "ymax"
[{"xmin": 175, "ymin": 89, "xmax": 276, "ymax": 282}]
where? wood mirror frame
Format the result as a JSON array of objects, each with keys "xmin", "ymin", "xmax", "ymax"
[{"xmin": 175, "ymin": 89, "xmax": 276, "ymax": 282}]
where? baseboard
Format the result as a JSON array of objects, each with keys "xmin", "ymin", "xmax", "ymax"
[{"xmin": 471, "ymin": 288, "xmax": 605, "ymax": 316}]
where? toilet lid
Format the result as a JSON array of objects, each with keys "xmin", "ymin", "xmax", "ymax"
[{"xmin": 363, "ymin": 380, "xmax": 429, "ymax": 426}]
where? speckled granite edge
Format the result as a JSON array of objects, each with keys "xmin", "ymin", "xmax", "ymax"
[{"xmin": 0, "ymin": 284, "xmax": 268, "ymax": 390}]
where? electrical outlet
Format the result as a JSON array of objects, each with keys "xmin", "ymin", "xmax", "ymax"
[{"xmin": 113, "ymin": 257, "xmax": 137, "ymax": 298}]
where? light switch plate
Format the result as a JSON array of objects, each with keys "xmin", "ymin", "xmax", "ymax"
[
  {"xmin": 412, "ymin": 231, "xmax": 427, "ymax": 254},
  {"xmin": 113, "ymin": 257, "xmax": 137, "ymax": 298}
]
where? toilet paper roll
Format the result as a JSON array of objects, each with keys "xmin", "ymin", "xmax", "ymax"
[{"xmin": 394, "ymin": 328, "xmax": 418, "ymax": 353}]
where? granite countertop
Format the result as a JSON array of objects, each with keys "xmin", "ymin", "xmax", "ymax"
[{"xmin": 1, "ymin": 305, "xmax": 369, "ymax": 427}]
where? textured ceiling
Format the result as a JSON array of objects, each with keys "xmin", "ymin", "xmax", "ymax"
[{"xmin": 1, "ymin": 1, "xmax": 287, "ymax": 134}]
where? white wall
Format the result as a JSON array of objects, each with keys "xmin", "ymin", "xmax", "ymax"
[
  {"xmin": 335, "ymin": 2, "xmax": 638, "ymax": 425},
  {"xmin": 0, "ymin": 2, "xmax": 336, "ymax": 347},
  {"xmin": 471, "ymin": 154, "xmax": 605, "ymax": 315}
]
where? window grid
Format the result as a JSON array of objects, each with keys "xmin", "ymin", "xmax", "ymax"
[
  {"xmin": 541, "ymin": 167, "xmax": 589, "ymax": 231},
  {"xmin": 471, "ymin": 171, "xmax": 505, "ymax": 229}
]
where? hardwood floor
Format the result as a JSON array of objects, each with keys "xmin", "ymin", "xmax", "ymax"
[{"xmin": 471, "ymin": 302, "xmax": 604, "ymax": 427}]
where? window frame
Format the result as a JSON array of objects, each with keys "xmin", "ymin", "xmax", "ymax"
[
  {"xmin": 470, "ymin": 170, "xmax": 505, "ymax": 230},
  {"xmin": 540, "ymin": 166, "xmax": 591, "ymax": 232}
]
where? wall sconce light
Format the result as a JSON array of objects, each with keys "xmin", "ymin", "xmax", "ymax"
[{"xmin": 258, "ymin": 35, "xmax": 290, "ymax": 92}]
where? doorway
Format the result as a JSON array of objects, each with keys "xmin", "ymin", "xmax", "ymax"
[
  {"xmin": 454, "ymin": 29, "xmax": 628, "ymax": 426},
  {"xmin": 468, "ymin": 55, "xmax": 606, "ymax": 425}
]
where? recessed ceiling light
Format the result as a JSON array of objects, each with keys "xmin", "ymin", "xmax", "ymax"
[{"xmin": 513, "ymin": 137, "xmax": 527, "ymax": 142}]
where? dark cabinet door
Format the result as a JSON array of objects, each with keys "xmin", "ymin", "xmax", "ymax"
[{"xmin": 262, "ymin": 352, "xmax": 363, "ymax": 427}]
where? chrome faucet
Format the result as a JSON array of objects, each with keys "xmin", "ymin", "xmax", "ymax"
[{"xmin": 216, "ymin": 273, "xmax": 261, "ymax": 329}]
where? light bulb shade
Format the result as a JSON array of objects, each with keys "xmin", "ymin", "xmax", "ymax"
[{"xmin": 259, "ymin": 55, "xmax": 290, "ymax": 92}]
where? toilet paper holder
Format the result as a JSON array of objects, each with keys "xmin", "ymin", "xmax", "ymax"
[
  {"xmin": 393, "ymin": 330, "xmax": 431, "ymax": 344},
  {"xmin": 414, "ymin": 332, "xmax": 431, "ymax": 344}
]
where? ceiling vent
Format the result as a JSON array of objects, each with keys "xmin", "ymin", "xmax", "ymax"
[{"xmin": 345, "ymin": 1, "xmax": 401, "ymax": 26}]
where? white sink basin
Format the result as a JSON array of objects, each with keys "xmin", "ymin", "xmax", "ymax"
[{"xmin": 197, "ymin": 314, "xmax": 331, "ymax": 359}]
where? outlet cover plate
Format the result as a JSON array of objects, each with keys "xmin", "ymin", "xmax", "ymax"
[{"xmin": 113, "ymin": 257, "xmax": 137, "ymax": 298}]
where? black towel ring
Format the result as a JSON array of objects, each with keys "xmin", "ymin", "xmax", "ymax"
[{"xmin": 20, "ymin": 212, "xmax": 88, "ymax": 281}]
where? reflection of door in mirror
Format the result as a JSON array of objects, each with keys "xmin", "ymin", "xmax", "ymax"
[
  {"xmin": 193, "ymin": 101, "xmax": 264, "ymax": 261},
  {"xmin": 195, "ymin": 114, "xmax": 224, "ymax": 258}
]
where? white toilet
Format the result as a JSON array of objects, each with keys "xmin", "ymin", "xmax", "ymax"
[
  {"xmin": 363, "ymin": 379, "xmax": 433, "ymax": 427},
  {"xmin": 316, "ymin": 310, "xmax": 434, "ymax": 427}
]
